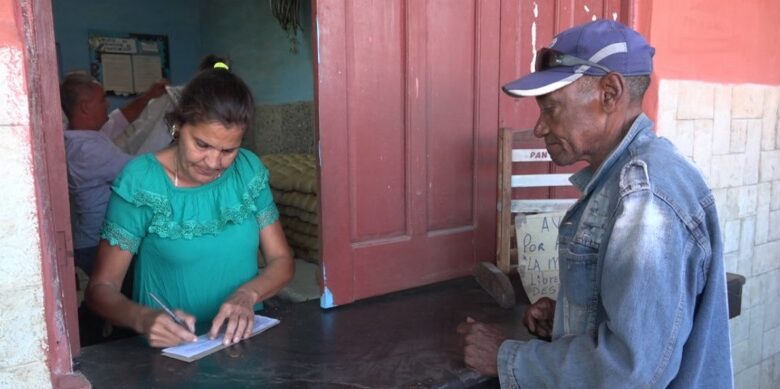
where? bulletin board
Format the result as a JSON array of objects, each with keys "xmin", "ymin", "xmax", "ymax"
[{"xmin": 88, "ymin": 30, "xmax": 170, "ymax": 96}]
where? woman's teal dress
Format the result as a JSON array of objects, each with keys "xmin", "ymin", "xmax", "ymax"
[{"xmin": 100, "ymin": 149, "xmax": 279, "ymax": 324}]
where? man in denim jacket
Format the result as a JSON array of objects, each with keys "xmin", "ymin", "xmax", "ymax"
[{"xmin": 459, "ymin": 20, "xmax": 733, "ymax": 388}]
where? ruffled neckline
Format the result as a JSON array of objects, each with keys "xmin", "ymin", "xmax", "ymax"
[{"xmin": 111, "ymin": 150, "xmax": 270, "ymax": 240}]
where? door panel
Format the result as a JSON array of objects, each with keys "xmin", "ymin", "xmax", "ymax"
[
  {"xmin": 315, "ymin": 0, "xmax": 499, "ymax": 306},
  {"xmin": 345, "ymin": 0, "xmax": 407, "ymax": 241}
]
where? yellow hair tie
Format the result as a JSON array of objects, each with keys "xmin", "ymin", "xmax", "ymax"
[{"xmin": 213, "ymin": 62, "xmax": 229, "ymax": 70}]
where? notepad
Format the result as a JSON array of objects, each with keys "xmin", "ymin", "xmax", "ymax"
[{"xmin": 161, "ymin": 314, "xmax": 280, "ymax": 362}]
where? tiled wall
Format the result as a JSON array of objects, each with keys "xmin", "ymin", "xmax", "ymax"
[
  {"xmin": 658, "ymin": 80, "xmax": 780, "ymax": 389},
  {"xmin": 0, "ymin": 45, "xmax": 52, "ymax": 387}
]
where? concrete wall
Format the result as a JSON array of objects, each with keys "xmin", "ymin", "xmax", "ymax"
[
  {"xmin": 0, "ymin": 1, "xmax": 52, "ymax": 387},
  {"xmin": 657, "ymin": 80, "xmax": 780, "ymax": 389},
  {"xmin": 648, "ymin": 1, "xmax": 780, "ymax": 387},
  {"xmin": 199, "ymin": 0, "xmax": 314, "ymax": 105}
]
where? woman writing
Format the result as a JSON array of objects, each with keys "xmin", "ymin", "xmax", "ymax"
[{"xmin": 86, "ymin": 64, "xmax": 294, "ymax": 348}]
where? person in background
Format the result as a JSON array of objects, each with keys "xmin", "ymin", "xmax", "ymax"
[
  {"xmin": 62, "ymin": 73, "xmax": 167, "ymax": 276},
  {"xmin": 86, "ymin": 64, "xmax": 294, "ymax": 348},
  {"xmin": 114, "ymin": 55, "xmax": 231, "ymax": 155},
  {"xmin": 458, "ymin": 20, "xmax": 733, "ymax": 388}
]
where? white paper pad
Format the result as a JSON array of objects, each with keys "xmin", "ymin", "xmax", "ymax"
[{"xmin": 161, "ymin": 314, "xmax": 279, "ymax": 362}]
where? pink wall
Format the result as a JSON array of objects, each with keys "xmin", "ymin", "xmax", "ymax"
[{"xmin": 649, "ymin": 0, "xmax": 780, "ymax": 85}]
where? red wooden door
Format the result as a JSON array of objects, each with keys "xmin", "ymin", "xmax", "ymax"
[
  {"xmin": 313, "ymin": 0, "xmax": 631, "ymax": 307},
  {"xmin": 314, "ymin": 0, "xmax": 500, "ymax": 307}
]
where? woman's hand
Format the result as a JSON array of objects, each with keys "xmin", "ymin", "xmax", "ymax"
[
  {"xmin": 205, "ymin": 221, "xmax": 294, "ymax": 345},
  {"xmin": 141, "ymin": 309, "xmax": 197, "ymax": 348},
  {"xmin": 209, "ymin": 289, "xmax": 258, "ymax": 345},
  {"xmin": 522, "ymin": 297, "xmax": 556, "ymax": 339}
]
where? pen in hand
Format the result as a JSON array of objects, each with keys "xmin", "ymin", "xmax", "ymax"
[{"xmin": 148, "ymin": 292, "xmax": 193, "ymax": 333}]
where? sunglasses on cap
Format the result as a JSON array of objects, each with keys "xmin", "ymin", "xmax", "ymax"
[{"xmin": 536, "ymin": 48, "xmax": 611, "ymax": 74}]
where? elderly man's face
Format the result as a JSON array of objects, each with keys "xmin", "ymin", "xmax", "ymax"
[
  {"xmin": 82, "ymin": 83, "xmax": 109, "ymax": 129},
  {"xmin": 532, "ymin": 78, "xmax": 607, "ymax": 167}
]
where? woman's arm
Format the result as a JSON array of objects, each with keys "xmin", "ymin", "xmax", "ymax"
[
  {"xmin": 85, "ymin": 240, "xmax": 197, "ymax": 347},
  {"xmin": 209, "ymin": 221, "xmax": 295, "ymax": 343}
]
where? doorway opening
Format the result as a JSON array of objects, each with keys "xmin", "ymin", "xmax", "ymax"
[{"xmin": 51, "ymin": 0, "xmax": 321, "ymax": 350}]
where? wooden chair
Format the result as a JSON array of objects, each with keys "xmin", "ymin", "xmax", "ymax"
[
  {"xmin": 475, "ymin": 128, "xmax": 578, "ymax": 308},
  {"xmin": 496, "ymin": 128, "xmax": 578, "ymax": 274}
]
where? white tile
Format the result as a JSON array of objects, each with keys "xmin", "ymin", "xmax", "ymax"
[
  {"xmin": 677, "ymin": 81, "xmax": 715, "ymax": 119},
  {"xmin": 724, "ymin": 219, "xmax": 742, "ymax": 254},
  {"xmin": 732, "ymin": 85, "xmax": 766, "ymax": 119},
  {"xmin": 745, "ymin": 119, "xmax": 763, "ymax": 185},
  {"xmin": 772, "ymin": 181, "xmax": 780, "ymax": 211},
  {"xmin": 764, "ymin": 326, "xmax": 780, "ymax": 360},
  {"xmin": 756, "ymin": 204, "xmax": 770, "ymax": 245},
  {"xmin": 692, "ymin": 119, "xmax": 713, "ymax": 180},
  {"xmin": 713, "ymin": 188, "xmax": 731, "ymax": 219},
  {"xmin": 731, "ymin": 308, "xmax": 750, "ymax": 344},
  {"xmin": 769, "ymin": 210, "xmax": 780, "ymax": 241},
  {"xmin": 725, "ymin": 252, "xmax": 738, "ymax": 274},
  {"xmin": 749, "ymin": 303, "xmax": 767, "ymax": 361},
  {"xmin": 777, "ymin": 111, "xmax": 780, "ymax": 154},
  {"xmin": 731, "ymin": 119, "xmax": 748, "ymax": 153},
  {"xmin": 725, "ymin": 188, "xmax": 742, "ymax": 220},
  {"xmin": 774, "ymin": 353, "xmax": 780, "ymax": 383},
  {"xmin": 760, "ymin": 357, "xmax": 776, "ymax": 389},
  {"xmin": 737, "ymin": 248, "xmax": 753, "ymax": 280},
  {"xmin": 668, "ymin": 119, "xmax": 694, "ymax": 158},
  {"xmin": 739, "ymin": 217, "xmax": 755, "ymax": 264},
  {"xmin": 762, "ymin": 88, "xmax": 778, "ymax": 151},
  {"xmin": 753, "ymin": 241, "xmax": 780, "ymax": 274},
  {"xmin": 713, "ymin": 84, "xmax": 733, "ymax": 155},
  {"xmin": 745, "ymin": 273, "xmax": 763, "ymax": 307},
  {"xmin": 733, "ymin": 338, "xmax": 751, "ymax": 373},
  {"xmin": 656, "ymin": 79, "xmax": 680, "ymax": 137},
  {"xmin": 763, "ymin": 276, "xmax": 780, "ymax": 331},
  {"xmin": 760, "ymin": 150, "xmax": 780, "ymax": 182},
  {"xmin": 737, "ymin": 186, "xmax": 758, "ymax": 218},
  {"xmin": 736, "ymin": 363, "xmax": 761, "ymax": 389},
  {"xmin": 711, "ymin": 154, "xmax": 746, "ymax": 188},
  {"xmin": 759, "ymin": 182, "xmax": 773, "ymax": 208}
]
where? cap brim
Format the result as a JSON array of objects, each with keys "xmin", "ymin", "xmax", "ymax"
[{"xmin": 502, "ymin": 71, "xmax": 583, "ymax": 97}]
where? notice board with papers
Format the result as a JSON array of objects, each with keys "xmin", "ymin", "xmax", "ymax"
[{"xmin": 88, "ymin": 30, "xmax": 170, "ymax": 96}]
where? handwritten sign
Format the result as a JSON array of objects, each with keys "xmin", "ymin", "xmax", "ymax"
[{"xmin": 515, "ymin": 212, "xmax": 564, "ymax": 303}]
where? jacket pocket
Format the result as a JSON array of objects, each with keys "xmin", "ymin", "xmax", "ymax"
[{"xmin": 561, "ymin": 241, "xmax": 599, "ymax": 308}]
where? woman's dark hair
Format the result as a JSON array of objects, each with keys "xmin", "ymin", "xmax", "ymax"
[{"xmin": 166, "ymin": 68, "xmax": 254, "ymax": 131}]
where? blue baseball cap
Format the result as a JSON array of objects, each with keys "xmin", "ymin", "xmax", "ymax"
[{"xmin": 503, "ymin": 20, "xmax": 655, "ymax": 97}]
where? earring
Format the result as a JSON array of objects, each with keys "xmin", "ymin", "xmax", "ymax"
[{"xmin": 169, "ymin": 124, "xmax": 179, "ymax": 139}]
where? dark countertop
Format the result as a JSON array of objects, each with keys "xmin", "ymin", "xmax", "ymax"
[{"xmin": 77, "ymin": 277, "xmax": 532, "ymax": 388}]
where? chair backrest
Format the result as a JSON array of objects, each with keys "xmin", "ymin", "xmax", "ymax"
[{"xmin": 496, "ymin": 128, "xmax": 578, "ymax": 273}]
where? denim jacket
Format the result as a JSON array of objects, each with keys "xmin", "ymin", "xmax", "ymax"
[{"xmin": 498, "ymin": 114, "xmax": 733, "ymax": 388}]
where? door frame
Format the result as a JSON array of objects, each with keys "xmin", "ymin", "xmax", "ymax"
[{"xmin": 17, "ymin": 0, "xmax": 81, "ymax": 382}]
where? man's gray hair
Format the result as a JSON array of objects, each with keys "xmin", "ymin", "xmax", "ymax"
[
  {"xmin": 577, "ymin": 75, "xmax": 651, "ymax": 102},
  {"xmin": 60, "ymin": 73, "xmax": 98, "ymax": 120}
]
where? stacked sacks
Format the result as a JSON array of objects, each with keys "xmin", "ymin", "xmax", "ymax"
[{"xmin": 261, "ymin": 154, "xmax": 319, "ymax": 263}]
